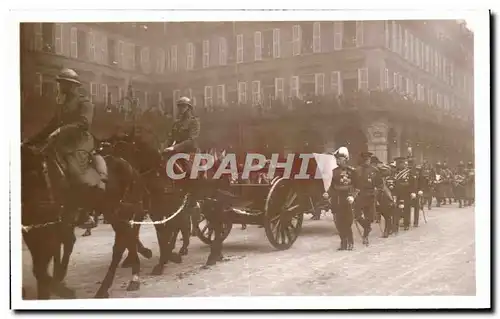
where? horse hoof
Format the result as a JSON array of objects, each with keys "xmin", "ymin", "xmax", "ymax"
[
  {"xmin": 151, "ymin": 264, "xmax": 164, "ymax": 276},
  {"xmin": 179, "ymin": 247, "xmax": 188, "ymax": 256},
  {"xmin": 126, "ymin": 280, "xmax": 140, "ymax": 291},
  {"xmin": 139, "ymin": 248, "xmax": 153, "ymax": 259},
  {"xmin": 169, "ymin": 253, "xmax": 182, "ymax": 264},
  {"xmin": 94, "ymin": 290, "xmax": 109, "ymax": 298},
  {"xmin": 52, "ymin": 283, "xmax": 76, "ymax": 299}
]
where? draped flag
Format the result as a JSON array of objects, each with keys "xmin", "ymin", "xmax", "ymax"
[{"xmin": 313, "ymin": 153, "xmax": 338, "ymax": 193}]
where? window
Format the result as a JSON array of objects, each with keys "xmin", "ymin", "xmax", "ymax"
[
  {"xmin": 427, "ymin": 88, "xmax": 433, "ymax": 105},
  {"xmin": 436, "ymin": 92, "xmax": 443, "ymax": 108},
  {"xmin": 420, "ymin": 40, "xmax": 425, "ymax": 69},
  {"xmin": 331, "ymin": 71, "xmax": 342, "ymax": 95},
  {"xmin": 273, "ymin": 28, "xmax": 280, "ymax": 58},
  {"xmin": 290, "ymin": 76, "xmax": 299, "ymax": 98},
  {"xmin": 100, "ymin": 84, "xmax": 108, "ymax": 105},
  {"xmin": 90, "ymin": 82, "xmax": 99, "ymax": 103},
  {"xmin": 415, "ymin": 38, "xmax": 420, "ymax": 67},
  {"xmin": 450, "ymin": 63, "xmax": 455, "ymax": 87},
  {"xmin": 393, "ymin": 72, "xmax": 399, "ymax": 91},
  {"xmin": 88, "ymin": 30, "xmax": 96, "ymax": 62},
  {"xmin": 170, "ymin": 45, "xmax": 178, "ymax": 72},
  {"xmin": 202, "ymin": 40, "xmax": 210, "ymax": 68},
  {"xmin": 358, "ymin": 68, "xmax": 369, "ymax": 91},
  {"xmin": 70, "ymin": 27, "xmax": 78, "ymax": 58},
  {"xmin": 384, "ymin": 21, "xmax": 391, "ymax": 48},
  {"xmin": 313, "ymin": 22, "xmax": 321, "ymax": 53},
  {"xmin": 314, "ymin": 73, "xmax": 325, "ymax": 95},
  {"xmin": 186, "ymin": 42, "xmax": 194, "ymax": 70},
  {"xmin": 173, "ymin": 89, "xmax": 181, "ymax": 111},
  {"xmin": 275, "ymin": 78, "xmax": 284, "ymax": 101},
  {"xmin": 409, "ymin": 33, "xmax": 414, "ymax": 64},
  {"xmin": 398, "ymin": 24, "xmax": 403, "ymax": 55},
  {"xmin": 34, "ymin": 23, "xmax": 43, "ymax": 51},
  {"xmin": 158, "ymin": 91, "xmax": 163, "ymax": 109},
  {"xmin": 141, "ymin": 47, "xmax": 150, "ymax": 71},
  {"xmin": 236, "ymin": 34, "xmax": 244, "ymax": 63},
  {"xmin": 403, "ymin": 29, "xmax": 409, "ymax": 60},
  {"xmin": 204, "ymin": 86, "xmax": 213, "ymax": 108},
  {"xmin": 219, "ymin": 37, "xmax": 227, "ymax": 65},
  {"xmin": 355, "ymin": 21, "xmax": 364, "ymax": 47},
  {"xmin": 292, "ymin": 25, "xmax": 301, "ymax": 56},
  {"xmin": 156, "ymin": 49, "xmax": 165, "ymax": 74},
  {"xmin": 391, "ymin": 21, "xmax": 398, "ymax": 52},
  {"xmin": 333, "ymin": 22, "xmax": 343, "ymax": 50},
  {"xmin": 444, "ymin": 95, "xmax": 450, "ymax": 111},
  {"xmin": 117, "ymin": 41, "xmax": 124, "ymax": 68},
  {"xmin": 216, "ymin": 85, "xmax": 226, "ymax": 106},
  {"xmin": 99, "ymin": 34, "xmax": 108, "ymax": 64},
  {"xmin": 254, "ymin": 32, "xmax": 262, "ymax": 61},
  {"xmin": 252, "ymin": 80, "xmax": 261, "ymax": 105},
  {"xmin": 425, "ymin": 44, "xmax": 430, "ymax": 72},
  {"xmin": 34, "ymin": 72, "xmax": 42, "ymax": 96},
  {"xmin": 398, "ymin": 74, "xmax": 403, "ymax": 93},
  {"xmin": 383, "ymin": 68, "xmax": 390, "ymax": 90},
  {"xmin": 433, "ymin": 51, "xmax": 439, "ymax": 76},
  {"xmin": 55, "ymin": 23, "xmax": 63, "ymax": 55},
  {"xmin": 238, "ymin": 82, "xmax": 247, "ymax": 104}
]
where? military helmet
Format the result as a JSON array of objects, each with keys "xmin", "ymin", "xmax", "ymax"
[
  {"xmin": 176, "ymin": 96, "xmax": 193, "ymax": 109},
  {"xmin": 56, "ymin": 68, "xmax": 81, "ymax": 85}
]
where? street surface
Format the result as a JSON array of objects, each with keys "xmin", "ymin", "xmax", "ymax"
[{"xmin": 22, "ymin": 204, "xmax": 475, "ymax": 299}]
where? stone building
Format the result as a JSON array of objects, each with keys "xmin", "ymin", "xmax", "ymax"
[{"xmin": 162, "ymin": 20, "xmax": 474, "ymax": 164}]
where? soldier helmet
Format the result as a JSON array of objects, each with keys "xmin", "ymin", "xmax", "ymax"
[
  {"xmin": 56, "ymin": 68, "xmax": 81, "ymax": 85},
  {"xmin": 333, "ymin": 146, "xmax": 349, "ymax": 160},
  {"xmin": 176, "ymin": 96, "xmax": 193, "ymax": 109}
]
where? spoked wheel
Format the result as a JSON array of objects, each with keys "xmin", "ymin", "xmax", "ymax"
[
  {"xmin": 196, "ymin": 213, "xmax": 233, "ymax": 245},
  {"xmin": 264, "ymin": 177, "xmax": 303, "ymax": 250}
]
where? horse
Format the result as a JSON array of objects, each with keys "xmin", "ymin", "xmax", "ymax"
[
  {"xmin": 21, "ymin": 144, "xmax": 77, "ymax": 299},
  {"xmin": 101, "ymin": 130, "xmax": 193, "ymax": 276}
]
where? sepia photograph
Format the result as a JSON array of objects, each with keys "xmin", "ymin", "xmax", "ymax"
[{"xmin": 8, "ymin": 7, "xmax": 491, "ymax": 310}]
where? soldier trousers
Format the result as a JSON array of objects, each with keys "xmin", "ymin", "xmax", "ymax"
[
  {"xmin": 396, "ymin": 195, "xmax": 419, "ymax": 228},
  {"xmin": 354, "ymin": 194, "xmax": 375, "ymax": 237},
  {"xmin": 332, "ymin": 195, "xmax": 353, "ymax": 247}
]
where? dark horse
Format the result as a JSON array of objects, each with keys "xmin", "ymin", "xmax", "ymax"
[
  {"xmin": 101, "ymin": 131, "xmax": 193, "ymax": 276},
  {"xmin": 21, "ymin": 140, "xmax": 151, "ymax": 299}
]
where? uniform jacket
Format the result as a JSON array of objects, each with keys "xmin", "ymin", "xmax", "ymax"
[
  {"xmin": 166, "ymin": 115, "xmax": 200, "ymax": 153},
  {"xmin": 393, "ymin": 167, "xmax": 419, "ymax": 197},
  {"xmin": 331, "ymin": 166, "xmax": 358, "ymax": 196},
  {"xmin": 356, "ymin": 163, "xmax": 383, "ymax": 196},
  {"xmin": 30, "ymin": 92, "xmax": 94, "ymax": 146}
]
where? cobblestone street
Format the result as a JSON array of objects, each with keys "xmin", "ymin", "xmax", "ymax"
[{"xmin": 22, "ymin": 204, "xmax": 475, "ymax": 299}]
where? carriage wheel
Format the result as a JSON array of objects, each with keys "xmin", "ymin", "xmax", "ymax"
[
  {"xmin": 196, "ymin": 213, "xmax": 233, "ymax": 245},
  {"xmin": 264, "ymin": 177, "xmax": 303, "ymax": 250}
]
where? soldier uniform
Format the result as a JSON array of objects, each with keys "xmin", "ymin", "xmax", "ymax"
[
  {"xmin": 371, "ymin": 156, "xmax": 395, "ymax": 238},
  {"xmin": 392, "ymin": 157, "xmax": 418, "ymax": 231},
  {"xmin": 329, "ymin": 147, "xmax": 357, "ymax": 251},
  {"xmin": 434, "ymin": 162, "xmax": 446, "ymax": 207},
  {"xmin": 465, "ymin": 161, "xmax": 475, "ymax": 206},
  {"xmin": 354, "ymin": 151, "xmax": 383, "ymax": 245},
  {"xmin": 420, "ymin": 161, "xmax": 434, "ymax": 210},
  {"xmin": 407, "ymin": 157, "xmax": 424, "ymax": 227},
  {"xmin": 441, "ymin": 162, "xmax": 454, "ymax": 205},
  {"xmin": 453, "ymin": 161, "xmax": 467, "ymax": 208},
  {"xmin": 27, "ymin": 68, "xmax": 107, "ymax": 192}
]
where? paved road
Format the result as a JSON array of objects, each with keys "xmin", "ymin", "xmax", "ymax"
[{"xmin": 22, "ymin": 204, "xmax": 475, "ymax": 299}]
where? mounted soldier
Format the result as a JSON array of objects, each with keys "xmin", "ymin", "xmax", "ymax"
[{"xmin": 23, "ymin": 68, "xmax": 108, "ymax": 225}]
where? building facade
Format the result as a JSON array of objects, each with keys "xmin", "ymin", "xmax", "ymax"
[
  {"xmin": 163, "ymin": 21, "xmax": 474, "ymax": 164},
  {"xmin": 20, "ymin": 22, "xmax": 176, "ymax": 139}
]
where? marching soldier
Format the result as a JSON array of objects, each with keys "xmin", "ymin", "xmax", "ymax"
[
  {"xmin": 23, "ymin": 68, "xmax": 108, "ymax": 226},
  {"xmin": 453, "ymin": 161, "xmax": 467, "ymax": 208},
  {"xmin": 354, "ymin": 151, "xmax": 383, "ymax": 245},
  {"xmin": 407, "ymin": 157, "xmax": 424, "ymax": 227},
  {"xmin": 327, "ymin": 146, "xmax": 358, "ymax": 251},
  {"xmin": 465, "ymin": 161, "xmax": 475, "ymax": 207},
  {"xmin": 371, "ymin": 155, "xmax": 395, "ymax": 238},
  {"xmin": 434, "ymin": 162, "xmax": 446, "ymax": 207},
  {"xmin": 420, "ymin": 160, "xmax": 434, "ymax": 210},
  {"xmin": 392, "ymin": 157, "xmax": 418, "ymax": 231}
]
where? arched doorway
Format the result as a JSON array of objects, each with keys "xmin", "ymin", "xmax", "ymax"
[{"xmin": 334, "ymin": 126, "xmax": 368, "ymax": 165}]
